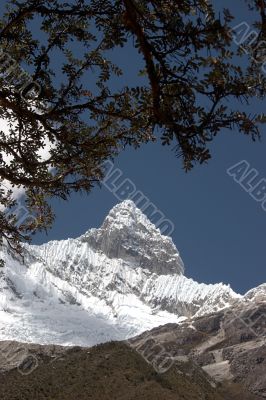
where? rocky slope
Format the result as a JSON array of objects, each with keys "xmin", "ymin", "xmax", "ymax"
[
  {"xmin": 0, "ymin": 340, "xmax": 224, "ymax": 400},
  {"xmin": 131, "ymin": 299, "xmax": 266, "ymax": 399}
]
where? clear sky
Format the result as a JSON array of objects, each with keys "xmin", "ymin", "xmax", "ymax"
[{"xmin": 2, "ymin": 1, "xmax": 266, "ymax": 294}]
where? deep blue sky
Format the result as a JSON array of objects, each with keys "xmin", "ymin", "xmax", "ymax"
[{"xmin": 2, "ymin": 1, "xmax": 266, "ymax": 294}]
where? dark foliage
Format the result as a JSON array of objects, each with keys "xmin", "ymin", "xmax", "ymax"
[{"xmin": 0, "ymin": 0, "xmax": 265, "ymax": 250}]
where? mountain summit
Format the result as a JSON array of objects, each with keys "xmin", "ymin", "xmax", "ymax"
[
  {"xmin": 0, "ymin": 201, "xmax": 262, "ymax": 346},
  {"xmin": 80, "ymin": 200, "xmax": 184, "ymax": 275}
]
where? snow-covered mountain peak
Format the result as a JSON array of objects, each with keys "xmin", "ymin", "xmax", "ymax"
[
  {"xmin": 102, "ymin": 199, "xmax": 157, "ymax": 231},
  {"xmin": 80, "ymin": 200, "xmax": 184, "ymax": 276},
  {"xmin": 244, "ymin": 283, "xmax": 266, "ymax": 303},
  {"xmin": 0, "ymin": 200, "xmax": 264, "ymax": 347}
]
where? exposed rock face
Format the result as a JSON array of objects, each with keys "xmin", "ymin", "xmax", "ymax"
[
  {"xmin": 80, "ymin": 200, "xmax": 185, "ymax": 275},
  {"xmin": 131, "ymin": 301, "xmax": 266, "ymax": 399}
]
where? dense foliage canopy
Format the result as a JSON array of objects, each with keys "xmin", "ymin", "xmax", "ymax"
[{"xmin": 0, "ymin": 0, "xmax": 266, "ymax": 252}]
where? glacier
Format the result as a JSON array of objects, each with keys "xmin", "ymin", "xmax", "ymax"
[{"xmin": 0, "ymin": 200, "xmax": 262, "ymax": 346}]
